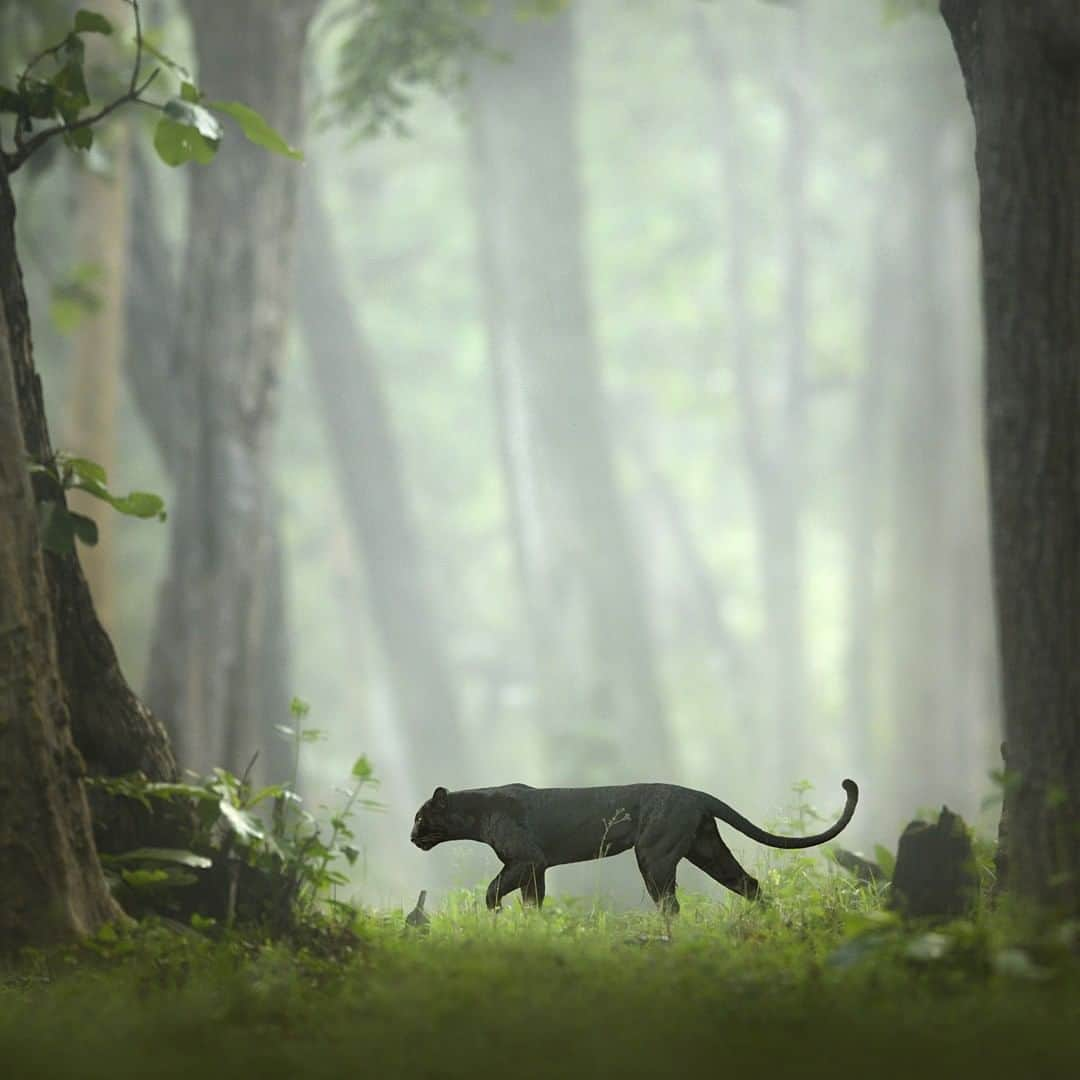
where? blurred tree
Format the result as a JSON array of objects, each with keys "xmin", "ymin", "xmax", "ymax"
[
  {"xmin": 64, "ymin": 0, "xmax": 133, "ymax": 631},
  {"xmin": 466, "ymin": 2, "xmax": 672, "ymax": 780},
  {"xmin": 294, "ymin": 167, "xmax": 465, "ymax": 790},
  {"xmin": 942, "ymin": 0, "xmax": 1080, "ymax": 911},
  {"xmin": 698, "ymin": 5, "xmax": 812, "ymax": 785},
  {"xmin": 146, "ymin": 0, "xmax": 319, "ymax": 779}
]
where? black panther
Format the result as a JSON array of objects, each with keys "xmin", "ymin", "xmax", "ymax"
[{"xmin": 411, "ymin": 779, "xmax": 858, "ymax": 913}]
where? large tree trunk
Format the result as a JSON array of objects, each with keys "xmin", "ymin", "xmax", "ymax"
[
  {"xmin": 467, "ymin": 3, "xmax": 672, "ymax": 781},
  {"xmin": 0, "ymin": 160, "xmax": 122, "ymax": 952},
  {"xmin": 294, "ymin": 169, "xmax": 465, "ymax": 791},
  {"xmin": 942, "ymin": 0, "xmax": 1080, "ymax": 910},
  {"xmin": 146, "ymin": 0, "xmax": 316, "ymax": 780},
  {"xmin": 5, "ymin": 161, "xmax": 178, "ymax": 860}
]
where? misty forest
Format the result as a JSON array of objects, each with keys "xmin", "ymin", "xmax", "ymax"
[{"xmin": 1, "ymin": 0, "xmax": 1079, "ymax": 1075}]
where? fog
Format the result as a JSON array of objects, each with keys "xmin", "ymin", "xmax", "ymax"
[{"xmin": 16, "ymin": 0, "xmax": 997, "ymax": 909}]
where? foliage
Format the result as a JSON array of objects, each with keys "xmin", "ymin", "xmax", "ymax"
[
  {"xmin": 0, "ymin": 1, "xmax": 300, "ymax": 172},
  {"xmin": 323, "ymin": 0, "xmax": 571, "ymax": 137},
  {"xmin": 2, "ymin": 865, "xmax": 1079, "ymax": 1079},
  {"xmin": 90, "ymin": 701, "xmax": 379, "ymax": 932},
  {"xmin": 27, "ymin": 450, "xmax": 165, "ymax": 556}
]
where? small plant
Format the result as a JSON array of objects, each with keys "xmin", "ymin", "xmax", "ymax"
[
  {"xmin": 27, "ymin": 450, "xmax": 166, "ymax": 556},
  {"xmin": 91, "ymin": 699, "xmax": 379, "ymax": 933}
]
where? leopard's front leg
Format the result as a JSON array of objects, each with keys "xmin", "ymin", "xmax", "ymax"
[{"xmin": 485, "ymin": 862, "xmax": 547, "ymax": 909}]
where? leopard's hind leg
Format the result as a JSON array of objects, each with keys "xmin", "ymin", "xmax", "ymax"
[{"xmin": 686, "ymin": 818, "xmax": 761, "ymax": 901}]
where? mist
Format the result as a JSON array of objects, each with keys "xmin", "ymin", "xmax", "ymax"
[{"xmin": 16, "ymin": 0, "xmax": 997, "ymax": 910}]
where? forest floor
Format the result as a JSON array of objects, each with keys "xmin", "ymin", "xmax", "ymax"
[{"xmin": 2, "ymin": 861, "xmax": 1077, "ymax": 1080}]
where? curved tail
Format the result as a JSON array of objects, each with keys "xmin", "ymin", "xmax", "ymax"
[{"xmin": 706, "ymin": 779, "xmax": 858, "ymax": 849}]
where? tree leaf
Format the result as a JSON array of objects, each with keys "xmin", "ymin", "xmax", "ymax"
[
  {"xmin": 153, "ymin": 116, "xmax": 218, "ymax": 167},
  {"xmin": 351, "ymin": 755, "xmax": 374, "ymax": 781},
  {"xmin": 69, "ymin": 510, "xmax": 99, "ymax": 547},
  {"xmin": 74, "ymin": 10, "xmax": 113, "ymax": 35},
  {"xmin": 37, "ymin": 501, "xmax": 76, "ymax": 555},
  {"xmin": 61, "ymin": 455, "xmax": 107, "ymax": 485},
  {"xmin": 207, "ymin": 100, "xmax": 303, "ymax": 160},
  {"xmin": 873, "ymin": 844, "xmax": 896, "ymax": 880},
  {"xmin": 102, "ymin": 848, "xmax": 211, "ymax": 869},
  {"xmin": 162, "ymin": 98, "xmax": 222, "ymax": 143},
  {"xmin": 218, "ymin": 799, "xmax": 264, "ymax": 840}
]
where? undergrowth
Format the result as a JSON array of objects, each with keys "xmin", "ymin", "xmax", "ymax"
[{"xmin": 2, "ymin": 856, "xmax": 1078, "ymax": 1080}]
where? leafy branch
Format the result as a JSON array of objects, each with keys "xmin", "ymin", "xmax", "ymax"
[{"xmin": 0, "ymin": 1, "xmax": 302, "ymax": 174}]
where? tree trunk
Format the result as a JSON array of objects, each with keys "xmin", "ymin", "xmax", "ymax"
[
  {"xmin": 4, "ymin": 148, "xmax": 178, "ymax": 861},
  {"xmin": 293, "ymin": 168, "xmax": 465, "ymax": 790},
  {"xmin": 942, "ymin": 0, "xmax": 1080, "ymax": 911},
  {"xmin": 0, "ymin": 160, "xmax": 122, "ymax": 952},
  {"xmin": 146, "ymin": 0, "xmax": 316, "ymax": 780},
  {"xmin": 467, "ymin": 2, "xmax": 672, "ymax": 780},
  {"xmin": 698, "ymin": 8, "xmax": 811, "ymax": 786}
]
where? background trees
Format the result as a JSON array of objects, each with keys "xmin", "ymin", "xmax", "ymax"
[{"xmin": 9, "ymin": 0, "xmax": 1008, "ymax": 909}]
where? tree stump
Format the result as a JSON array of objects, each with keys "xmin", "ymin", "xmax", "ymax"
[{"xmin": 888, "ymin": 806, "xmax": 977, "ymax": 918}]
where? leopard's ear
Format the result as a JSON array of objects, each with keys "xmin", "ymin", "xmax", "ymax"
[{"xmin": 432, "ymin": 786, "xmax": 449, "ymax": 809}]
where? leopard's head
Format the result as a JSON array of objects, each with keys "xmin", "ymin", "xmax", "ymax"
[{"xmin": 411, "ymin": 786, "xmax": 451, "ymax": 850}]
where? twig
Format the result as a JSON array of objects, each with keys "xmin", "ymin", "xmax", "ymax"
[{"xmin": 2, "ymin": 0, "xmax": 158, "ymax": 174}]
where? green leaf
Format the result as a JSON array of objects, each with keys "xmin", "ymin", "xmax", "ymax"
[
  {"xmin": 120, "ymin": 868, "xmax": 170, "ymax": 890},
  {"xmin": 351, "ymin": 755, "xmax": 374, "ymax": 781},
  {"xmin": 218, "ymin": 799, "xmax": 264, "ymax": 841},
  {"xmin": 207, "ymin": 100, "xmax": 303, "ymax": 160},
  {"xmin": 37, "ymin": 501, "xmax": 76, "ymax": 555},
  {"xmin": 180, "ymin": 81, "xmax": 200, "ymax": 103},
  {"xmin": 52, "ymin": 58, "xmax": 91, "ymax": 113},
  {"xmin": 300, "ymin": 728, "xmax": 327, "ymax": 744},
  {"xmin": 106, "ymin": 489, "xmax": 166, "ymax": 519},
  {"xmin": 102, "ymin": 848, "xmax": 212, "ymax": 869},
  {"xmin": 153, "ymin": 116, "xmax": 218, "ymax": 167},
  {"xmin": 69, "ymin": 511, "xmax": 99, "ymax": 547},
  {"xmin": 873, "ymin": 844, "xmax": 896, "ymax": 880},
  {"xmin": 74, "ymin": 10, "xmax": 113, "ymax": 35},
  {"xmin": 49, "ymin": 262, "xmax": 103, "ymax": 334},
  {"xmin": 162, "ymin": 97, "xmax": 222, "ymax": 143},
  {"xmin": 64, "ymin": 125, "xmax": 92, "ymax": 151},
  {"xmin": 0, "ymin": 86, "xmax": 22, "ymax": 114},
  {"xmin": 61, "ymin": 455, "xmax": 107, "ymax": 485}
]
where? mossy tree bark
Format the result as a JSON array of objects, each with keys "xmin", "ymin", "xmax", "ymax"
[
  {"xmin": 2, "ymin": 148, "xmax": 178, "ymax": 859},
  {"xmin": 942, "ymin": 0, "xmax": 1080, "ymax": 911},
  {"xmin": 0, "ymin": 160, "xmax": 123, "ymax": 952}
]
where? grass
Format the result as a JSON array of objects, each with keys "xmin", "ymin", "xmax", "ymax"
[{"xmin": 2, "ymin": 860, "xmax": 1078, "ymax": 1080}]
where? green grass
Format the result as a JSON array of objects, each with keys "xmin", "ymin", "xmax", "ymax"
[{"xmin": 2, "ymin": 862, "xmax": 1078, "ymax": 1080}]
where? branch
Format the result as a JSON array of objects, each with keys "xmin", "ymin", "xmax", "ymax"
[{"xmin": 2, "ymin": 1, "xmax": 158, "ymax": 174}]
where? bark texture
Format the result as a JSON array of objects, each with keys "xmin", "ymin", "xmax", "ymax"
[
  {"xmin": 294, "ymin": 171, "xmax": 465, "ymax": 790},
  {"xmin": 942, "ymin": 0, "xmax": 1080, "ymax": 910},
  {"xmin": 0, "ymin": 161, "xmax": 122, "ymax": 952},
  {"xmin": 146, "ymin": 0, "xmax": 316, "ymax": 779},
  {"xmin": 3, "ymin": 130, "xmax": 178, "ymax": 858},
  {"xmin": 467, "ymin": 2, "xmax": 672, "ymax": 780}
]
